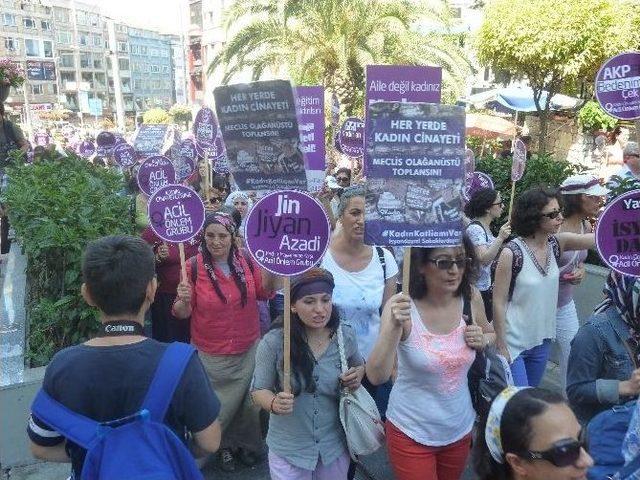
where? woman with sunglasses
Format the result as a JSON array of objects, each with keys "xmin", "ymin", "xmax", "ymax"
[
  {"xmin": 473, "ymin": 387, "xmax": 593, "ymax": 480},
  {"xmin": 252, "ymin": 268, "xmax": 364, "ymax": 480},
  {"xmin": 173, "ymin": 212, "xmax": 279, "ymax": 472},
  {"xmin": 493, "ymin": 187, "xmax": 595, "ymax": 387},
  {"xmin": 320, "ymin": 185, "xmax": 398, "ymax": 417},
  {"xmin": 464, "ymin": 188, "xmax": 512, "ymax": 321},
  {"xmin": 555, "ymin": 175, "xmax": 609, "ymax": 394},
  {"xmin": 567, "ymin": 272, "xmax": 640, "ymax": 425},
  {"xmin": 366, "ymin": 237, "xmax": 493, "ymax": 480}
]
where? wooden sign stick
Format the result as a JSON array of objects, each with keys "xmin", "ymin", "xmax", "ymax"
[
  {"xmin": 402, "ymin": 247, "xmax": 411, "ymax": 295},
  {"xmin": 204, "ymin": 159, "xmax": 211, "ymax": 203},
  {"xmin": 508, "ymin": 181, "xmax": 517, "ymax": 220},
  {"xmin": 283, "ymin": 276, "xmax": 292, "ymax": 394},
  {"xmin": 178, "ymin": 242, "xmax": 187, "ymax": 282}
]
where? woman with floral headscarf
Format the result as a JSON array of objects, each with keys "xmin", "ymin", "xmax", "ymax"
[
  {"xmin": 173, "ymin": 212, "xmax": 279, "ymax": 471},
  {"xmin": 567, "ymin": 272, "xmax": 640, "ymax": 424}
]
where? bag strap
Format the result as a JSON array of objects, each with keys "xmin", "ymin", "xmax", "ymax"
[
  {"xmin": 336, "ymin": 325, "xmax": 348, "ymax": 375},
  {"xmin": 375, "ymin": 246, "xmax": 386, "ymax": 281},
  {"xmin": 467, "ymin": 220, "xmax": 490, "ymax": 243},
  {"xmin": 141, "ymin": 342, "xmax": 196, "ymax": 422},
  {"xmin": 31, "ymin": 389, "xmax": 100, "ymax": 449},
  {"xmin": 462, "ymin": 293, "xmax": 473, "ymax": 326}
]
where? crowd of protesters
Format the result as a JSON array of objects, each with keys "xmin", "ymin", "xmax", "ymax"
[{"xmin": 2, "ymin": 124, "xmax": 637, "ymax": 480}]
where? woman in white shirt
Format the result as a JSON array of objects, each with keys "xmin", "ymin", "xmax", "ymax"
[
  {"xmin": 366, "ymin": 236, "xmax": 492, "ymax": 480},
  {"xmin": 320, "ymin": 185, "xmax": 398, "ymax": 417}
]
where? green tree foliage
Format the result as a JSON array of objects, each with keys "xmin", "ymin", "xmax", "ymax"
[
  {"xmin": 577, "ymin": 100, "xmax": 617, "ymax": 133},
  {"xmin": 143, "ymin": 107, "xmax": 171, "ymax": 124},
  {"xmin": 1, "ymin": 151, "xmax": 133, "ymax": 366},
  {"xmin": 209, "ymin": 0, "xmax": 471, "ymax": 116},
  {"xmin": 169, "ymin": 103, "xmax": 193, "ymax": 127},
  {"xmin": 476, "ymin": 0, "xmax": 639, "ymax": 153}
]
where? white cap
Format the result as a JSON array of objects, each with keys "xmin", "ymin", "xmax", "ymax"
[{"xmin": 559, "ymin": 174, "xmax": 609, "ymax": 196}]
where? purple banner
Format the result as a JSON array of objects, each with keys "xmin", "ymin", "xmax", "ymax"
[
  {"xmin": 214, "ymin": 80, "xmax": 307, "ymax": 191},
  {"xmin": 596, "ymin": 190, "xmax": 640, "ymax": 277},
  {"xmin": 365, "ymin": 65, "xmax": 442, "ymax": 106},
  {"xmin": 148, "ymin": 184, "xmax": 206, "ymax": 244},
  {"xmin": 512, "ymin": 138, "xmax": 527, "ymax": 181},
  {"xmin": 295, "ymin": 86, "xmax": 326, "ymax": 191},
  {"xmin": 339, "ymin": 117, "xmax": 365, "ymax": 157},
  {"xmin": 364, "ymin": 102, "xmax": 465, "ymax": 247},
  {"xmin": 245, "ymin": 190, "xmax": 330, "ymax": 276},
  {"xmin": 463, "ymin": 172, "xmax": 495, "ymax": 202},
  {"xmin": 595, "ymin": 52, "xmax": 640, "ymax": 121},
  {"xmin": 112, "ymin": 142, "xmax": 138, "ymax": 168},
  {"xmin": 137, "ymin": 155, "xmax": 177, "ymax": 196},
  {"xmin": 169, "ymin": 141, "xmax": 196, "ymax": 182}
]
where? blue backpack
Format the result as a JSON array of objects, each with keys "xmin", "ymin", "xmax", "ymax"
[
  {"xmin": 31, "ymin": 342, "xmax": 204, "ymax": 480},
  {"xmin": 587, "ymin": 401, "xmax": 636, "ymax": 480}
]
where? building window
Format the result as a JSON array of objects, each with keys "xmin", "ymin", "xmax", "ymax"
[
  {"xmin": 151, "ymin": 65, "xmax": 159, "ymax": 73},
  {"xmin": 41, "ymin": 20, "xmax": 51, "ymax": 30},
  {"xmin": 117, "ymin": 41, "xmax": 128, "ymax": 53},
  {"xmin": 54, "ymin": 8, "xmax": 70, "ymax": 23},
  {"xmin": 130, "ymin": 45, "xmax": 139, "ymax": 55},
  {"xmin": 162, "ymin": 65, "xmax": 170, "ymax": 73},
  {"xmin": 4, "ymin": 37, "xmax": 18, "ymax": 52},
  {"xmin": 31, "ymin": 84, "xmax": 43, "ymax": 94},
  {"xmin": 43, "ymin": 40, "xmax": 53, "ymax": 58},
  {"xmin": 140, "ymin": 46, "xmax": 147, "ymax": 55},
  {"xmin": 23, "ymin": 17, "xmax": 36, "ymax": 29},
  {"xmin": 118, "ymin": 58, "xmax": 129, "ymax": 71},
  {"xmin": 60, "ymin": 53, "xmax": 74, "ymax": 68},
  {"xmin": 82, "ymin": 72, "xmax": 93, "ymax": 88},
  {"xmin": 94, "ymin": 72, "xmax": 105, "ymax": 87},
  {"xmin": 116, "ymin": 24, "xmax": 127, "ymax": 33},
  {"xmin": 76, "ymin": 10, "xmax": 87, "ymax": 25},
  {"xmin": 61, "ymin": 71, "xmax": 75, "ymax": 83},
  {"xmin": 56, "ymin": 31, "xmax": 72, "ymax": 44},
  {"xmin": 2, "ymin": 13, "xmax": 16, "ymax": 26},
  {"xmin": 88, "ymin": 13, "xmax": 99, "ymax": 27},
  {"xmin": 80, "ymin": 53, "xmax": 91, "ymax": 68},
  {"xmin": 93, "ymin": 58, "xmax": 102, "ymax": 69},
  {"xmin": 79, "ymin": 33, "xmax": 88, "ymax": 46},
  {"xmin": 25, "ymin": 38, "xmax": 40, "ymax": 56},
  {"xmin": 92, "ymin": 34, "xmax": 102, "ymax": 47}
]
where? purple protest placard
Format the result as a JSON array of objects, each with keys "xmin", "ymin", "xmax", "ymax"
[
  {"xmin": 193, "ymin": 107, "xmax": 218, "ymax": 151},
  {"xmin": 214, "ymin": 80, "xmax": 307, "ymax": 191},
  {"xmin": 112, "ymin": 142, "xmax": 138, "ymax": 168},
  {"xmin": 595, "ymin": 52, "xmax": 640, "ymax": 121},
  {"xmin": 169, "ymin": 141, "xmax": 196, "ymax": 182},
  {"xmin": 96, "ymin": 131, "xmax": 117, "ymax": 157},
  {"xmin": 34, "ymin": 132, "xmax": 51, "ymax": 147},
  {"xmin": 78, "ymin": 140, "xmax": 95, "ymax": 158},
  {"xmin": 512, "ymin": 138, "xmax": 527, "ymax": 181},
  {"xmin": 245, "ymin": 190, "xmax": 330, "ymax": 276},
  {"xmin": 137, "ymin": 155, "xmax": 177, "ymax": 196},
  {"xmin": 596, "ymin": 190, "xmax": 640, "ymax": 277},
  {"xmin": 364, "ymin": 102, "xmax": 465, "ymax": 247},
  {"xmin": 339, "ymin": 117, "xmax": 365, "ymax": 157},
  {"xmin": 295, "ymin": 86, "xmax": 326, "ymax": 191},
  {"xmin": 463, "ymin": 172, "xmax": 495, "ymax": 202},
  {"xmin": 148, "ymin": 184, "xmax": 206, "ymax": 244}
]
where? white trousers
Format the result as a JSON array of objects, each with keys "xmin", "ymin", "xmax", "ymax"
[{"xmin": 555, "ymin": 300, "xmax": 580, "ymax": 395}]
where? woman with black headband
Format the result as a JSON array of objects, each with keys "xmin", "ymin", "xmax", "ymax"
[
  {"xmin": 252, "ymin": 268, "xmax": 365, "ymax": 480},
  {"xmin": 173, "ymin": 212, "xmax": 279, "ymax": 472},
  {"xmin": 567, "ymin": 272, "xmax": 640, "ymax": 424},
  {"xmin": 473, "ymin": 386, "xmax": 593, "ymax": 480}
]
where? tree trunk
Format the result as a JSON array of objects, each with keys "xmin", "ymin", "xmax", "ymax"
[{"xmin": 537, "ymin": 108, "xmax": 551, "ymax": 155}]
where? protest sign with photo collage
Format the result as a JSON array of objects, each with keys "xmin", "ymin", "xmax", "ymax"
[
  {"xmin": 364, "ymin": 102, "xmax": 465, "ymax": 247},
  {"xmin": 214, "ymin": 80, "xmax": 307, "ymax": 191}
]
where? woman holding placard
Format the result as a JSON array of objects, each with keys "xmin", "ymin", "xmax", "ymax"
[
  {"xmin": 366, "ymin": 237, "xmax": 492, "ymax": 480},
  {"xmin": 492, "ymin": 187, "xmax": 595, "ymax": 387},
  {"xmin": 252, "ymin": 268, "xmax": 365, "ymax": 480},
  {"xmin": 464, "ymin": 188, "xmax": 512, "ymax": 321},
  {"xmin": 320, "ymin": 185, "xmax": 398, "ymax": 416},
  {"xmin": 173, "ymin": 212, "xmax": 278, "ymax": 472},
  {"xmin": 554, "ymin": 175, "xmax": 608, "ymax": 394}
]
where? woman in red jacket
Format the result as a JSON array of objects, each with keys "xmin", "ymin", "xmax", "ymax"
[{"xmin": 173, "ymin": 212, "xmax": 278, "ymax": 471}]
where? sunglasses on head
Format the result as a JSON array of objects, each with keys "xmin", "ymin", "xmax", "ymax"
[
  {"xmin": 427, "ymin": 257, "xmax": 471, "ymax": 270},
  {"xmin": 520, "ymin": 438, "xmax": 585, "ymax": 468},
  {"xmin": 541, "ymin": 209, "xmax": 562, "ymax": 219}
]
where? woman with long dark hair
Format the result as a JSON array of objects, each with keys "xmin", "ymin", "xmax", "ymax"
[
  {"xmin": 492, "ymin": 187, "xmax": 595, "ymax": 387},
  {"xmin": 473, "ymin": 387, "xmax": 593, "ymax": 480},
  {"xmin": 366, "ymin": 236, "xmax": 493, "ymax": 480},
  {"xmin": 173, "ymin": 212, "xmax": 279, "ymax": 472},
  {"xmin": 252, "ymin": 268, "xmax": 364, "ymax": 480}
]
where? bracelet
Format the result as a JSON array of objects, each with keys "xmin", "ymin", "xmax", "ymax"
[{"xmin": 269, "ymin": 396, "xmax": 278, "ymax": 415}]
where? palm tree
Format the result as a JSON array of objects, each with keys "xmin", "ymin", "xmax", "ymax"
[{"xmin": 209, "ymin": 0, "xmax": 471, "ymax": 116}]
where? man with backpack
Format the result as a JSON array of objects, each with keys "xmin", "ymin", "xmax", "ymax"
[{"xmin": 27, "ymin": 235, "xmax": 222, "ymax": 479}]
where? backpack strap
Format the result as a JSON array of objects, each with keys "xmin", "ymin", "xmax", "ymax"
[
  {"xmin": 549, "ymin": 235, "xmax": 561, "ymax": 263},
  {"xmin": 31, "ymin": 389, "xmax": 100, "ymax": 449},
  {"xmin": 141, "ymin": 342, "xmax": 196, "ymax": 422},
  {"xmin": 506, "ymin": 240, "xmax": 523, "ymax": 301},
  {"xmin": 190, "ymin": 255, "xmax": 198, "ymax": 284},
  {"xmin": 462, "ymin": 293, "xmax": 473, "ymax": 326},
  {"xmin": 467, "ymin": 220, "xmax": 490, "ymax": 243},
  {"xmin": 376, "ymin": 246, "xmax": 386, "ymax": 281}
]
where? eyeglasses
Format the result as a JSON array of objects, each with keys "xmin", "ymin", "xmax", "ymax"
[
  {"xmin": 336, "ymin": 176, "xmax": 350, "ymax": 183},
  {"xmin": 427, "ymin": 257, "xmax": 471, "ymax": 270},
  {"xmin": 209, "ymin": 197, "xmax": 222, "ymax": 203},
  {"xmin": 519, "ymin": 438, "xmax": 585, "ymax": 468},
  {"xmin": 492, "ymin": 200, "xmax": 505, "ymax": 206},
  {"xmin": 541, "ymin": 210, "xmax": 562, "ymax": 219}
]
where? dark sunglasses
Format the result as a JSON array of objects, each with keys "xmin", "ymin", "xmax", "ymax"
[
  {"xmin": 336, "ymin": 176, "xmax": 350, "ymax": 183},
  {"xmin": 427, "ymin": 257, "xmax": 471, "ymax": 270},
  {"xmin": 209, "ymin": 197, "xmax": 222, "ymax": 203},
  {"xmin": 520, "ymin": 438, "xmax": 585, "ymax": 467},
  {"xmin": 541, "ymin": 209, "xmax": 562, "ymax": 219}
]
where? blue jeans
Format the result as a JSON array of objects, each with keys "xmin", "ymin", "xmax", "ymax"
[{"xmin": 510, "ymin": 339, "xmax": 551, "ymax": 387}]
